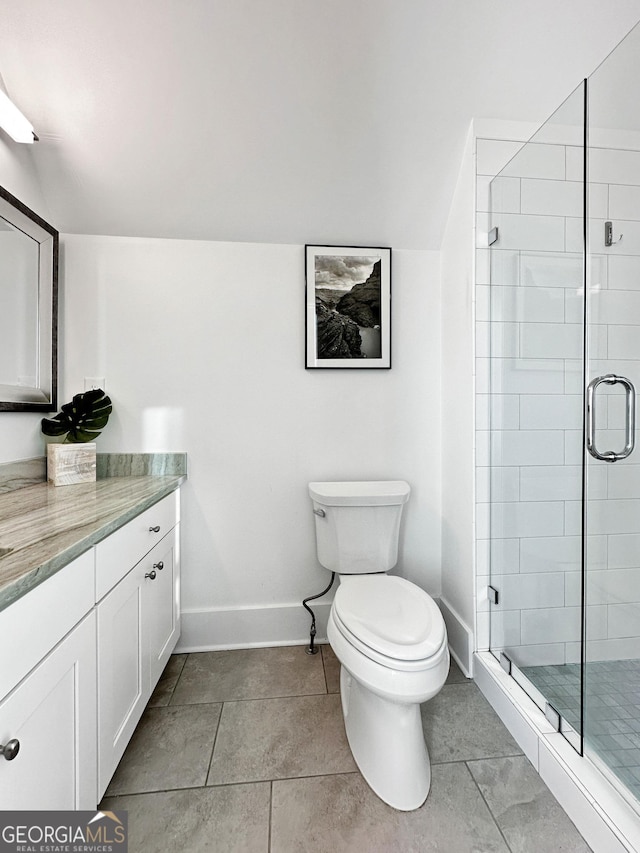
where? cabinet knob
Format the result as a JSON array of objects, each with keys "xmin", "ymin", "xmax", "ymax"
[
  {"xmin": 153, "ymin": 561, "xmax": 164, "ymax": 571},
  {"xmin": 0, "ymin": 739, "xmax": 20, "ymax": 761},
  {"xmin": 149, "ymin": 525, "xmax": 161, "ymax": 533},
  {"xmin": 145, "ymin": 570, "xmax": 157, "ymax": 581}
]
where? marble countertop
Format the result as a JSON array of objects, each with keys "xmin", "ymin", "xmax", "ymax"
[{"xmin": 0, "ymin": 473, "xmax": 185, "ymax": 613}]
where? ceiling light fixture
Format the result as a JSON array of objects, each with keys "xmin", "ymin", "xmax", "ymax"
[{"xmin": 0, "ymin": 90, "xmax": 37, "ymax": 143}]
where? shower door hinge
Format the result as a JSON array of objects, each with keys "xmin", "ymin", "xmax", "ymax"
[
  {"xmin": 488, "ymin": 227, "xmax": 499, "ymax": 246},
  {"xmin": 487, "ymin": 585, "xmax": 499, "ymax": 605},
  {"xmin": 605, "ymin": 221, "xmax": 623, "ymax": 247},
  {"xmin": 544, "ymin": 702, "xmax": 561, "ymax": 732},
  {"xmin": 499, "ymin": 652, "xmax": 512, "ymax": 675}
]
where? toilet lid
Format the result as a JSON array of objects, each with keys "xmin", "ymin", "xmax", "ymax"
[{"xmin": 333, "ymin": 575, "xmax": 446, "ymax": 661}]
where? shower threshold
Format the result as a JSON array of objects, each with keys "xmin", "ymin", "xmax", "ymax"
[{"xmin": 522, "ymin": 660, "xmax": 640, "ymax": 804}]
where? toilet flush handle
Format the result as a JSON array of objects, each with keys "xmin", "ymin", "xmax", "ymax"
[{"xmin": 313, "ymin": 507, "xmax": 326, "ymax": 518}]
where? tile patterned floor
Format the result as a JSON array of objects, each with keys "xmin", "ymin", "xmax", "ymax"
[
  {"xmin": 523, "ymin": 659, "xmax": 640, "ymax": 801},
  {"xmin": 101, "ymin": 646, "xmax": 592, "ymax": 852}
]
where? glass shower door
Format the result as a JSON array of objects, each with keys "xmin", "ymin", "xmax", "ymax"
[
  {"xmin": 485, "ymin": 15, "xmax": 640, "ymax": 805},
  {"xmin": 487, "ymin": 81, "xmax": 587, "ymax": 752},
  {"xmin": 583, "ymin": 20, "xmax": 640, "ymax": 802}
]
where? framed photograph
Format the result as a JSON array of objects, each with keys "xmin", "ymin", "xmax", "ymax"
[{"xmin": 305, "ymin": 245, "xmax": 391, "ymax": 369}]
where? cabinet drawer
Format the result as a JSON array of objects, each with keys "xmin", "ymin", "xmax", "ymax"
[
  {"xmin": 95, "ymin": 491, "xmax": 179, "ymax": 600},
  {"xmin": 0, "ymin": 549, "xmax": 95, "ymax": 699}
]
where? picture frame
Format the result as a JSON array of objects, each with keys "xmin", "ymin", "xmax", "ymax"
[{"xmin": 305, "ymin": 245, "xmax": 391, "ymax": 369}]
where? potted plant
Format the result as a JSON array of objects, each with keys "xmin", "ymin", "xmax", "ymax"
[{"xmin": 41, "ymin": 388, "xmax": 113, "ymax": 486}]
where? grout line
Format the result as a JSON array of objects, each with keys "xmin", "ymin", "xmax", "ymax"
[
  {"xmin": 102, "ymin": 759, "xmax": 541, "ymax": 803},
  {"xmin": 320, "ymin": 646, "xmax": 329, "ymax": 694},
  {"xmin": 166, "ymin": 690, "xmax": 332, "ymax": 707},
  {"xmin": 164, "ymin": 652, "xmax": 189, "ymax": 706},
  {"xmin": 168, "ymin": 690, "xmax": 336, "ymax": 708},
  {"xmin": 174, "ymin": 652, "xmax": 188, "ymax": 678},
  {"xmin": 431, "ymin": 752, "xmax": 525, "ymax": 767},
  {"xmin": 124, "ymin": 761, "xmax": 537, "ymax": 793},
  {"xmin": 463, "ymin": 760, "xmax": 515, "ymax": 853},
  {"xmin": 104, "ymin": 771, "xmax": 364, "ymax": 803},
  {"xmin": 273, "ymin": 765, "xmax": 357, "ymax": 786},
  {"xmin": 101, "ymin": 777, "xmax": 275, "ymax": 802},
  {"xmin": 267, "ymin": 781, "xmax": 273, "ymax": 853},
  {"xmin": 269, "ymin": 770, "xmax": 361, "ymax": 787},
  {"xmin": 207, "ymin": 769, "xmax": 363, "ymax": 789},
  {"xmin": 204, "ymin": 701, "xmax": 224, "ymax": 782}
]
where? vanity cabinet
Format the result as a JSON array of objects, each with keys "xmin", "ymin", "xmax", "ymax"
[
  {"xmin": 0, "ymin": 550, "xmax": 97, "ymax": 809},
  {"xmin": 96, "ymin": 494, "xmax": 180, "ymax": 800},
  {"xmin": 0, "ymin": 486, "xmax": 181, "ymax": 809}
]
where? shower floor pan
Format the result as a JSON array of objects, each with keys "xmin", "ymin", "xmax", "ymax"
[{"xmin": 522, "ymin": 660, "xmax": 640, "ymax": 802}]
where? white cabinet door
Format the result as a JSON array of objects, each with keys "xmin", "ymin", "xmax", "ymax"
[
  {"xmin": 96, "ymin": 562, "xmax": 147, "ymax": 799},
  {"xmin": 96, "ymin": 525, "xmax": 181, "ymax": 800},
  {"xmin": 145, "ymin": 526, "xmax": 180, "ymax": 689},
  {"xmin": 0, "ymin": 613, "xmax": 97, "ymax": 810}
]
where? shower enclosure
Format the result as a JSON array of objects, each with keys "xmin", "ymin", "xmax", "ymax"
[{"xmin": 486, "ymin": 20, "xmax": 640, "ymax": 806}]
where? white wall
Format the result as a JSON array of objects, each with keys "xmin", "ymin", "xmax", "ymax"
[
  {"xmin": 0, "ymin": 133, "xmax": 52, "ymax": 464},
  {"xmin": 61, "ymin": 235, "xmax": 442, "ymax": 648}
]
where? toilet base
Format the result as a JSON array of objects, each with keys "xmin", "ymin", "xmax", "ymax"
[{"xmin": 340, "ymin": 665, "xmax": 431, "ymax": 811}]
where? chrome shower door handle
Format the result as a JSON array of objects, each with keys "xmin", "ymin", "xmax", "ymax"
[{"xmin": 587, "ymin": 374, "xmax": 636, "ymax": 462}]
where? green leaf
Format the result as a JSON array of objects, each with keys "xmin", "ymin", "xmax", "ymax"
[
  {"xmin": 41, "ymin": 389, "xmax": 113, "ymax": 443},
  {"xmin": 40, "ymin": 415, "xmax": 69, "ymax": 437}
]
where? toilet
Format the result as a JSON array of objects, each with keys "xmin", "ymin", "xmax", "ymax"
[{"xmin": 308, "ymin": 480, "xmax": 449, "ymax": 811}]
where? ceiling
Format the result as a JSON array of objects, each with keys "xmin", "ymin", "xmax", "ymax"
[{"xmin": 1, "ymin": 0, "xmax": 639, "ymax": 250}]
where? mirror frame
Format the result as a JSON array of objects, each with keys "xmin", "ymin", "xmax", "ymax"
[{"xmin": 0, "ymin": 184, "xmax": 58, "ymax": 412}]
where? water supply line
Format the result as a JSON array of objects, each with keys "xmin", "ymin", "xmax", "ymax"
[{"xmin": 302, "ymin": 572, "xmax": 335, "ymax": 655}]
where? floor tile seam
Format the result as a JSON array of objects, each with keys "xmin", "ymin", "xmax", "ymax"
[
  {"xmin": 164, "ymin": 653, "xmax": 189, "ymax": 704},
  {"xmin": 430, "ymin": 756, "xmax": 519, "ymax": 768},
  {"xmin": 173, "ymin": 653, "xmax": 188, "ymax": 681},
  {"xmin": 267, "ymin": 781, "xmax": 273, "ymax": 853},
  {"xmin": 320, "ymin": 654, "xmax": 330, "ymax": 693},
  {"xmin": 204, "ymin": 699, "xmax": 225, "ymax": 782},
  {"xmin": 161, "ymin": 693, "xmax": 228, "ymax": 707},
  {"xmin": 102, "ymin": 778, "xmax": 274, "ymax": 799},
  {"xmin": 210, "ymin": 769, "xmax": 362, "ymax": 788},
  {"xmin": 430, "ymin": 750, "xmax": 525, "ymax": 766},
  {"xmin": 271, "ymin": 770, "xmax": 361, "ymax": 788},
  {"xmin": 167, "ymin": 688, "xmax": 330, "ymax": 707},
  {"xmin": 462, "ymin": 759, "xmax": 515, "ymax": 853}
]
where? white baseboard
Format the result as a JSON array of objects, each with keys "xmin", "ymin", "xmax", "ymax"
[
  {"xmin": 175, "ymin": 602, "xmax": 331, "ymax": 652},
  {"xmin": 438, "ymin": 597, "xmax": 474, "ymax": 676},
  {"xmin": 474, "ymin": 651, "xmax": 640, "ymax": 853}
]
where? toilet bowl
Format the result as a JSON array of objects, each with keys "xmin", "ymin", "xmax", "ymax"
[
  {"xmin": 328, "ymin": 574, "xmax": 449, "ymax": 810},
  {"xmin": 308, "ymin": 481, "xmax": 449, "ymax": 811}
]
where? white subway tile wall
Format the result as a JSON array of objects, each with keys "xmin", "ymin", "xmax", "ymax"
[{"xmin": 476, "ymin": 135, "xmax": 640, "ymax": 666}]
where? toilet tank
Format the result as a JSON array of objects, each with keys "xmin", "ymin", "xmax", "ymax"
[{"xmin": 308, "ymin": 481, "xmax": 410, "ymax": 574}]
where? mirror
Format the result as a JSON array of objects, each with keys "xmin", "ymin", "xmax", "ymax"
[{"xmin": 0, "ymin": 184, "xmax": 57, "ymax": 411}]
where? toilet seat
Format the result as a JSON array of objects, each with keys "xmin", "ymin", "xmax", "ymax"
[{"xmin": 332, "ymin": 575, "xmax": 446, "ymax": 670}]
